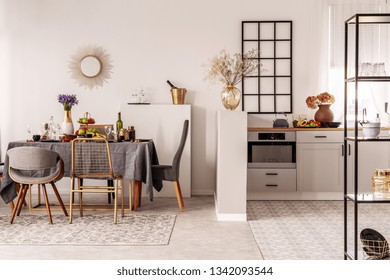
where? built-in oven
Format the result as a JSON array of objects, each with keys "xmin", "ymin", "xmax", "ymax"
[
  {"xmin": 248, "ymin": 131, "xmax": 296, "ymax": 169},
  {"xmin": 247, "ymin": 131, "xmax": 297, "ymax": 193}
]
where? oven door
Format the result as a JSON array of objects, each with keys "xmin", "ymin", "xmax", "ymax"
[{"xmin": 248, "ymin": 141, "xmax": 296, "ymax": 168}]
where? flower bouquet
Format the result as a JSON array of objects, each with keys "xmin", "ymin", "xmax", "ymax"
[{"xmin": 305, "ymin": 92, "xmax": 335, "ymax": 109}]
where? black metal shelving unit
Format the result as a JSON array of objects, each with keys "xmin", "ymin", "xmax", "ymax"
[{"xmin": 344, "ymin": 13, "xmax": 390, "ymax": 260}]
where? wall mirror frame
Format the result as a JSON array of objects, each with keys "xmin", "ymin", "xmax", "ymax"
[{"xmin": 69, "ymin": 44, "xmax": 113, "ymax": 90}]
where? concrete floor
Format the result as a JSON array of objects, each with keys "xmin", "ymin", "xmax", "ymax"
[{"xmin": 0, "ymin": 195, "xmax": 262, "ymax": 260}]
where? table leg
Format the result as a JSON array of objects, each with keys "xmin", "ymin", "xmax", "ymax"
[{"xmin": 133, "ymin": 180, "xmax": 142, "ymax": 211}]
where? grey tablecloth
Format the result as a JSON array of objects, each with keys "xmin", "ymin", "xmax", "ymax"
[{"xmin": 0, "ymin": 141, "xmax": 162, "ymax": 204}]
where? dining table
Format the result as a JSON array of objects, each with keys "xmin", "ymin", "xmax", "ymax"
[{"xmin": 0, "ymin": 140, "xmax": 163, "ymax": 211}]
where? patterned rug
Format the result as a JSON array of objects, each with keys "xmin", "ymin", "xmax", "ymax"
[
  {"xmin": 247, "ymin": 200, "xmax": 390, "ymax": 260},
  {"xmin": 0, "ymin": 214, "xmax": 176, "ymax": 246}
]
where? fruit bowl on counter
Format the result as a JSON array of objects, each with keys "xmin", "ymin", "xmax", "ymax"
[{"xmin": 293, "ymin": 119, "xmax": 321, "ymax": 128}]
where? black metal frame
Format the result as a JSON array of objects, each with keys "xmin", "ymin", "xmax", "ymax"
[
  {"xmin": 241, "ymin": 20, "xmax": 293, "ymax": 114},
  {"xmin": 344, "ymin": 13, "xmax": 390, "ymax": 260}
]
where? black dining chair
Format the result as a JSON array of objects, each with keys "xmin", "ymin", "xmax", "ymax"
[
  {"xmin": 7, "ymin": 146, "xmax": 68, "ymax": 224},
  {"xmin": 151, "ymin": 119, "xmax": 189, "ymax": 210}
]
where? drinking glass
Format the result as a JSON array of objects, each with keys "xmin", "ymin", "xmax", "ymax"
[
  {"xmin": 26, "ymin": 124, "xmax": 33, "ymax": 140},
  {"xmin": 104, "ymin": 125, "xmax": 112, "ymax": 139},
  {"xmin": 51, "ymin": 123, "xmax": 60, "ymax": 140}
]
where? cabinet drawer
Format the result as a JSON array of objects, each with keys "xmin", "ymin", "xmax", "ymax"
[
  {"xmin": 297, "ymin": 131, "xmax": 343, "ymax": 143},
  {"xmin": 247, "ymin": 169, "xmax": 296, "ymax": 191}
]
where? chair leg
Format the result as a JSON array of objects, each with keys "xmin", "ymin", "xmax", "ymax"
[
  {"xmin": 108, "ymin": 179, "xmax": 113, "ymax": 204},
  {"xmin": 114, "ymin": 180, "xmax": 118, "ymax": 224},
  {"xmin": 50, "ymin": 181, "xmax": 68, "ymax": 216},
  {"xmin": 41, "ymin": 184, "xmax": 53, "ymax": 224},
  {"xmin": 69, "ymin": 178, "xmax": 75, "ymax": 224},
  {"xmin": 120, "ymin": 179, "xmax": 124, "ymax": 218},
  {"xmin": 173, "ymin": 180, "xmax": 184, "ymax": 211},
  {"xmin": 8, "ymin": 201, "xmax": 15, "ymax": 211},
  {"xmin": 15, "ymin": 183, "xmax": 27, "ymax": 207},
  {"xmin": 10, "ymin": 185, "xmax": 27, "ymax": 224},
  {"xmin": 78, "ymin": 178, "xmax": 83, "ymax": 217},
  {"xmin": 17, "ymin": 185, "xmax": 29, "ymax": 216}
]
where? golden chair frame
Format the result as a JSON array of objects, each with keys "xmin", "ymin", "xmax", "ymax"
[{"xmin": 69, "ymin": 138, "xmax": 124, "ymax": 224}]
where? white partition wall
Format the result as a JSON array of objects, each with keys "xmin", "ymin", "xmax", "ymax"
[
  {"xmin": 120, "ymin": 104, "xmax": 191, "ymax": 197},
  {"xmin": 216, "ymin": 110, "xmax": 247, "ymax": 221}
]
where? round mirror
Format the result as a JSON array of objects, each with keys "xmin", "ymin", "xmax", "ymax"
[
  {"xmin": 69, "ymin": 45, "xmax": 113, "ymax": 90},
  {"xmin": 80, "ymin": 56, "xmax": 101, "ymax": 78}
]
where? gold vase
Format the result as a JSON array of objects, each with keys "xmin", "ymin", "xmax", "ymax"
[
  {"xmin": 62, "ymin": 110, "xmax": 74, "ymax": 135},
  {"xmin": 221, "ymin": 84, "xmax": 241, "ymax": 110}
]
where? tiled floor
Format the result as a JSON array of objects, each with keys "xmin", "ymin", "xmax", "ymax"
[{"xmin": 0, "ymin": 195, "xmax": 261, "ymax": 260}]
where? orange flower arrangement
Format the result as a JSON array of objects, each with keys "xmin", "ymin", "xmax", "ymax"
[{"xmin": 306, "ymin": 92, "xmax": 335, "ymax": 109}]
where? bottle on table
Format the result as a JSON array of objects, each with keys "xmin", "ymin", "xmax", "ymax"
[
  {"xmin": 129, "ymin": 126, "xmax": 136, "ymax": 141},
  {"xmin": 116, "ymin": 112, "xmax": 123, "ymax": 134}
]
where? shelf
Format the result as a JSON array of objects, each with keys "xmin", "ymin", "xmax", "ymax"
[
  {"xmin": 346, "ymin": 76, "xmax": 390, "ymax": 83},
  {"xmin": 346, "ymin": 193, "xmax": 390, "ymax": 203},
  {"xmin": 346, "ymin": 13, "xmax": 390, "ymax": 24},
  {"xmin": 344, "ymin": 13, "xmax": 390, "ymax": 262}
]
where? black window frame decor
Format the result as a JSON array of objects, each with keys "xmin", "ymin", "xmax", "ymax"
[{"xmin": 241, "ymin": 20, "xmax": 293, "ymax": 114}]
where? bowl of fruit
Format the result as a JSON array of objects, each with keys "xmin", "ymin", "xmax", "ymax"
[
  {"xmin": 293, "ymin": 119, "xmax": 321, "ymax": 128},
  {"xmin": 77, "ymin": 112, "xmax": 95, "ymax": 125},
  {"xmin": 75, "ymin": 127, "xmax": 102, "ymax": 138}
]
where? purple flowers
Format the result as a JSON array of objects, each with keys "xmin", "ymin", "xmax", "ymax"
[{"xmin": 57, "ymin": 94, "xmax": 79, "ymax": 111}]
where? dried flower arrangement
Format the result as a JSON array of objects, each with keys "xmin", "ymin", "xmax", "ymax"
[
  {"xmin": 205, "ymin": 49, "xmax": 261, "ymax": 86},
  {"xmin": 306, "ymin": 92, "xmax": 335, "ymax": 109}
]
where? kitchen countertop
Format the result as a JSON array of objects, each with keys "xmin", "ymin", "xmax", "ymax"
[
  {"xmin": 248, "ymin": 127, "xmax": 343, "ymax": 131},
  {"xmin": 248, "ymin": 127, "xmax": 390, "ymax": 131}
]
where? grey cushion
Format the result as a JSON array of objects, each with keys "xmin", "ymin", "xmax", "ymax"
[
  {"xmin": 7, "ymin": 146, "xmax": 63, "ymax": 184},
  {"xmin": 7, "ymin": 147, "xmax": 59, "ymax": 171}
]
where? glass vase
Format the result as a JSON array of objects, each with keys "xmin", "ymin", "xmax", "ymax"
[{"xmin": 221, "ymin": 85, "xmax": 241, "ymax": 111}]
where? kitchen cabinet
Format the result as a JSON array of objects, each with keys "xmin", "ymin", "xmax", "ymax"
[
  {"xmin": 297, "ymin": 131, "xmax": 343, "ymax": 193},
  {"xmin": 247, "ymin": 169, "xmax": 296, "ymax": 192}
]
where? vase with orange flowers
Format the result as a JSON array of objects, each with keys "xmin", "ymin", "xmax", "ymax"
[{"xmin": 306, "ymin": 92, "xmax": 335, "ymax": 123}]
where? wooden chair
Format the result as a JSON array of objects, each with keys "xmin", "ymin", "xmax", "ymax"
[
  {"xmin": 150, "ymin": 119, "xmax": 189, "ymax": 210},
  {"xmin": 69, "ymin": 138, "xmax": 124, "ymax": 224},
  {"xmin": 6, "ymin": 147, "xmax": 68, "ymax": 224}
]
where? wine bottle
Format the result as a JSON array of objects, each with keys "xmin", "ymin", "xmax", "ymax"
[
  {"xmin": 167, "ymin": 80, "xmax": 177, "ymax": 89},
  {"xmin": 116, "ymin": 112, "xmax": 123, "ymax": 134}
]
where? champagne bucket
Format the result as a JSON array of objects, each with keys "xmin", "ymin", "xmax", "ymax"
[{"xmin": 171, "ymin": 88, "xmax": 186, "ymax": 104}]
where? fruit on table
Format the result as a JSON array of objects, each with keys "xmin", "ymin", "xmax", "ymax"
[
  {"xmin": 77, "ymin": 128, "xmax": 86, "ymax": 135},
  {"xmin": 78, "ymin": 117, "xmax": 88, "ymax": 124},
  {"xmin": 297, "ymin": 119, "xmax": 320, "ymax": 128},
  {"xmin": 87, "ymin": 118, "xmax": 95, "ymax": 124}
]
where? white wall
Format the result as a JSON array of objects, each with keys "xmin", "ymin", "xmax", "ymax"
[{"xmin": 0, "ymin": 0, "xmax": 323, "ymax": 195}]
